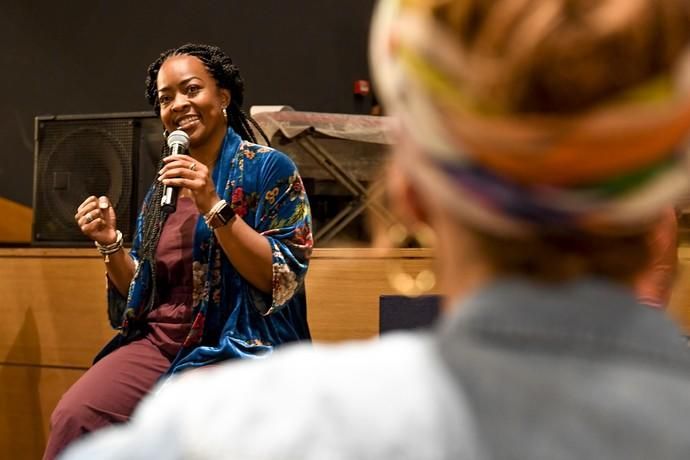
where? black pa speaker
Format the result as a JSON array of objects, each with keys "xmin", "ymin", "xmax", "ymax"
[{"xmin": 32, "ymin": 112, "xmax": 161, "ymax": 245}]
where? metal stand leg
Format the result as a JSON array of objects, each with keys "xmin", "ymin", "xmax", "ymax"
[{"xmin": 295, "ymin": 132, "xmax": 393, "ymax": 244}]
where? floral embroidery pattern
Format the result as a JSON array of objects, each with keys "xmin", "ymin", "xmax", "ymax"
[
  {"xmin": 291, "ymin": 174, "xmax": 304, "ymax": 196},
  {"xmin": 183, "ymin": 312, "xmax": 206, "ymax": 347},
  {"xmin": 192, "ymin": 261, "xmax": 209, "ymax": 308},
  {"xmin": 231, "ymin": 187, "xmax": 248, "ymax": 218},
  {"xmin": 265, "ymin": 187, "xmax": 280, "ymax": 205},
  {"xmin": 272, "ymin": 261, "xmax": 299, "ymax": 309},
  {"xmin": 292, "ymin": 223, "xmax": 313, "ymax": 249},
  {"xmin": 210, "ymin": 250, "xmax": 222, "ymax": 306}
]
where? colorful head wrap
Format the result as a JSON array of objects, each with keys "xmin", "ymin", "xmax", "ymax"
[{"xmin": 370, "ymin": 0, "xmax": 690, "ymax": 235}]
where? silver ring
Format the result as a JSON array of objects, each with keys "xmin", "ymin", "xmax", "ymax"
[
  {"xmin": 189, "ymin": 162, "xmax": 197, "ymax": 171},
  {"xmin": 85, "ymin": 212, "xmax": 94, "ymax": 223}
]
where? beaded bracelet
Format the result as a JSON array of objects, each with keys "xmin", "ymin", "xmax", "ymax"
[
  {"xmin": 95, "ymin": 230, "xmax": 123, "ymax": 263},
  {"xmin": 204, "ymin": 200, "xmax": 227, "ymax": 227}
]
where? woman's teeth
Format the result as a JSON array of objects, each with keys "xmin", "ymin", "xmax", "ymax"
[{"xmin": 178, "ymin": 117, "xmax": 199, "ymax": 129}]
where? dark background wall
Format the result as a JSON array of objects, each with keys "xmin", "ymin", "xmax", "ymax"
[{"xmin": 1, "ymin": 0, "xmax": 376, "ymax": 206}]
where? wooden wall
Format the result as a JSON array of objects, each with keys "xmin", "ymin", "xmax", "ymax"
[
  {"xmin": 667, "ymin": 247, "xmax": 690, "ymax": 333},
  {"xmin": 3, "ymin": 246, "xmax": 690, "ymax": 458},
  {"xmin": 0, "ymin": 198, "xmax": 31, "ymax": 244},
  {"xmin": 0, "ymin": 247, "xmax": 435, "ymax": 458}
]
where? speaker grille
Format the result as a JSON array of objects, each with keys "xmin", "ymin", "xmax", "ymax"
[{"xmin": 34, "ymin": 118, "xmax": 138, "ymax": 244}]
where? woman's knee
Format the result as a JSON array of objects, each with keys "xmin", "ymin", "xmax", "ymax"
[{"xmin": 50, "ymin": 392, "xmax": 93, "ymax": 434}]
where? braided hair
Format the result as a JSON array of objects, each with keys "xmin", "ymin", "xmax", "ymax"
[{"xmin": 136, "ymin": 43, "xmax": 271, "ymax": 314}]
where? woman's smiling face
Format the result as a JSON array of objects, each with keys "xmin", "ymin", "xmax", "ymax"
[{"xmin": 156, "ymin": 54, "xmax": 230, "ymax": 150}]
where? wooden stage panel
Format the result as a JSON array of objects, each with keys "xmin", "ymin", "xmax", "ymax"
[
  {"xmin": 2, "ymin": 246, "xmax": 690, "ymax": 460},
  {"xmin": 0, "ymin": 197, "xmax": 31, "ymax": 243},
  {"xmin": 0, "ymin": 364, "xmax": 83, "ymax": 460},
  {"xmin": 0, "ymin": 248, "xmax": 436, "ymax": 370},
  {"xmin": 0, "ymin": 250, "xmax": 116, "ymax": 368},
  {"xmin": 306, "ymin": 248, "xmax": 437, "ymax": 341}
]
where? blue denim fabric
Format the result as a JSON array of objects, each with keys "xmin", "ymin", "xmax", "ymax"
[{"xmin": 437, "ymin": 278, "xmax": 690, "ymax": 459}]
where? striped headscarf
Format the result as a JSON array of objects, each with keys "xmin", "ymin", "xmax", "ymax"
[{"xmin": 370, "ymin": 0, "xmax": 690, "ymax": 235}]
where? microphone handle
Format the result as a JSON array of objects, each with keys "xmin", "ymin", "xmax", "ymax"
[
  {"xmin": 160, "ymin": 144, "xmax": 187, "ymax": 213},
  {"xmin": 161, "ymin": 183, "xmax": 178, "ymax": 214}
]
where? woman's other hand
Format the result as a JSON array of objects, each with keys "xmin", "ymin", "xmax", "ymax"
[{"xmin": 75, "ymin": 196, "xmax": 118, "ymax": 244}]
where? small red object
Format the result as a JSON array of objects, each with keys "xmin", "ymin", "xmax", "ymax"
[{"xmin": 353, "ymin": 79, "xmax": 371, "ymax": 96}]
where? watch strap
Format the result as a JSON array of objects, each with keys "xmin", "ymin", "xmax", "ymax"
[{"xmin": 204, "ymin": 199, "xmax": 236, "ymax": 229}]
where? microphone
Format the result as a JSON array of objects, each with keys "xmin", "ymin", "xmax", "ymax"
[{"xmin": 161, "ymin": 129, "xmax": 190, "ymax": 213}]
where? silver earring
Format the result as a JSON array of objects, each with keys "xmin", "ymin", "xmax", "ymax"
[
  {"xmin": 222, "ymin": 107, "xmax": 228, "ymax": 120},
  {"xmin": 163, "ymin": 129, "xmax": 170, "ymax": 138}
]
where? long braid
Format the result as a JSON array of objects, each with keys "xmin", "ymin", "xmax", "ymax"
[
  {"xmin": 243, "ymin": 108, "xmax": 271, "ymax": 146},
  {"xmin": 227, "ymin": 101, "xmax": 256, "ymax": 143},
  {"xmin": 228, "ymin": 101, "xmax": 271, "ymax": 146},
  {"xmin": 137, "ymin": 146, "xmax": 169, "ymax": 314}
]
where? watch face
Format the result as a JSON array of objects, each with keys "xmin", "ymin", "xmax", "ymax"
[{"xmin": 217, "ymin": 201, "xmax": 236, "ymax": 224}]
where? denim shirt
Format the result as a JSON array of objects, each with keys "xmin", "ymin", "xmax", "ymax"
[{"xmin": 437, "ymin": 277, "xmax": 690, "ymax": 459}]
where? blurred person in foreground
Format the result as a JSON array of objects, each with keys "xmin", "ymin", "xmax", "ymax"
[{"xmin": 63, "ymin": 0, "xmax": 690, "ymax": 459}]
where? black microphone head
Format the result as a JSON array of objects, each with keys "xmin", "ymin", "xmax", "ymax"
[{"xmin": 166, "ymin": 129, "xmax": 190, "ymax": 150}]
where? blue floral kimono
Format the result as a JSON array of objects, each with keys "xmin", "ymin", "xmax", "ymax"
[{"xmin": 103, "ymin": 127, "xmax": 312, "ymax": 376}]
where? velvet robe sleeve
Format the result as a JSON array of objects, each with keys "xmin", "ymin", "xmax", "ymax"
[{"xmin": 231, "ymin": 143, "xmax": 313, "ymax": 316}]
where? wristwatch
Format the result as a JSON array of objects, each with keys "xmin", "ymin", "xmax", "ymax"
[{"xmin": 205, "ymin": 199, "xmax": 236, "ymax": 229}]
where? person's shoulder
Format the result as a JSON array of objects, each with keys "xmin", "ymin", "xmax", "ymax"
[
  {"xmin": 237, "ymin": 140, "xmax": 292, "ymax": 163},
  {"xmin": 234, "ymin": 140, "xmax": 299, "ymax": 181},
  {"xmin": 199, "ymin": 333, "xmax": 439, "ymax": 400},
  {"xmin": 145, "ymin": 333, "xmax": 478, "ymax": 459},
  {"xmin": 266, "ymin": 332, "xmax": 437, "ymax": 384}
]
